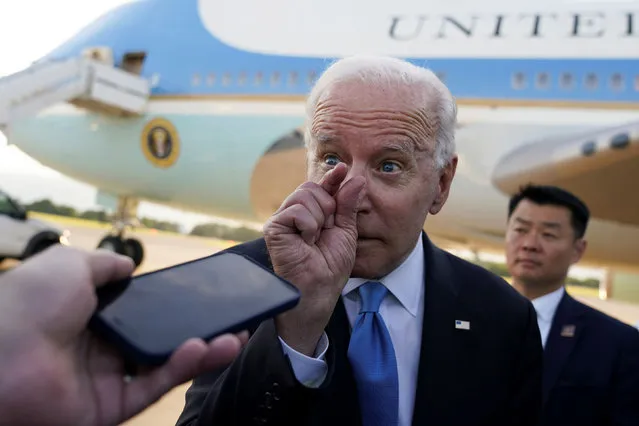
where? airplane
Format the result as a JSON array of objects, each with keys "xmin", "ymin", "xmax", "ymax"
[{"xmin": 1, "ymin": 0, "xmax": 638, "ymax": 279}]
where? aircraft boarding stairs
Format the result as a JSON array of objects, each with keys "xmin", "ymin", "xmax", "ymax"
[{"xmin": 0, "ymin": 53, "xmax": 150, "ymax": 130}]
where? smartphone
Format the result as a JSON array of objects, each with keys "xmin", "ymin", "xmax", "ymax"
[{"xmin": 88, "ymin": 251, "xmax": 300, "ymax": 366}]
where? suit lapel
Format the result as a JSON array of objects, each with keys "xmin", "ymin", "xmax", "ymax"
[
  {"xmin": 411, "ymin": 233, "xmax": 479, "ymax": 425},
  {"xmin": 542, "ymin": 292, "xmax": 586, "ymax": 405}
]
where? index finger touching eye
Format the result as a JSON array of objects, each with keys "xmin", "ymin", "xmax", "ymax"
[{"xmin": 318, "ymin": 163, "xmax": 348, "ymax": 197}]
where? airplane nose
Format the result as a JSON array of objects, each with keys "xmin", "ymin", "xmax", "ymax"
[{"xmin": 249, "ymin": 128, "xmax": 307, "ymax": 221}]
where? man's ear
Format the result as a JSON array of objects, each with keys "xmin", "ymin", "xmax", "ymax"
[
  {"xmin": 429, "ymin": 155, "xmax": 458, "ymax": 215},
  {"xmin": 571, "ymin": 238, "xmax": 587, "ymax": 265}
]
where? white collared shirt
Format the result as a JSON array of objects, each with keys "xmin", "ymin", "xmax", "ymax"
[
  {"xmin": 530, "ymin": 286, "xmax": 565, "ymax": 348},
  {"xmin": 279, "ymin": 234, "xmax": 425, "ymax": 426}
]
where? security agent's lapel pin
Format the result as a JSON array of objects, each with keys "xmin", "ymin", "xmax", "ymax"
[
  {"xmin": 455, "ymin": 320, "xmax": 470, "ymax": 330},
  {"xmin": 560, "ymin": 324, "xmax": 576, "ymax": 337}
]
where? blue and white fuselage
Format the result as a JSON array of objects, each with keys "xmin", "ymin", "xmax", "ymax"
[{"xmin": 5, "ymin": 0, "xmax": 639, "ymax": 270}]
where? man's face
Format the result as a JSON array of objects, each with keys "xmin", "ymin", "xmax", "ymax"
[
  {"xmin": 505, "ymin": 199, "xmax": 586, "ymax": 288},
  {"xmin": 307, "ymin": 80, "xmax": 457, "ymax": 279}
]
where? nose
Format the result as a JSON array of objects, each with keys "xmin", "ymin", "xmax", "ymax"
[
  {"xmin": 521, "ymin": 232, "xmax": 541, "ymax": 252},
  {"xmin": 343, "ymin": 160, "xmax": 367, "ymax": 180},
  {"xmin": 342, "ymin": 162, "xmax": 371, "ymax": 212},
  {"xmin": 340, "ymin": 161, "xmax": 368, "ymax": 190}
]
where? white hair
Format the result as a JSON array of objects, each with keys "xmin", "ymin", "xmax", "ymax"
[{"xmin": 304, "ymin": 55, "xmax": 457, "ymax": 169}]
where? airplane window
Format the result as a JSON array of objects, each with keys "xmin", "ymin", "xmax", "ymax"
[
  {"xmin": 206, "ymin": 73, "xmax": 216, "ymax": 86},
  {"xmin": 610, "ymin": 73, "xmax": 624, "ymax": 91},
  {"xmin": 559, "ymin": 73, "xmax": 574, "ymax": 90},
  {"xmin": 192, "ymin": 73, "xmax": 201, "ymax": 86},
  {"xmin": 271, "ymin": 71, "xmax": 281, "ymax": 86},
  {"xmin": 635, "ymin": 75, "xmax": 639, "ymax": 91},
  {"xmin": 238, "ymin": 72, "xmax": 247, "ymax": 86},
  {"xmin": 535, "ymin": 72, "xmax": 550, "ymax": 89},
  {"xmin": 585, "ymin": 73, "xmax": 598, "ymax": 90},
  {"xmin": 288, "ymin": 71, "xmax": 298, "ymax": 86},
  {"xmin": 222, "ymin": 73, "xmax": 231, "ymax": 86},
  {"xmin": 307, "ymin": 71, "xmax": 317, "ymax": 85},
  {"xmin": 254, "ymin": 72, "xmax": 263, "ymax": 86},
  {"xmin": 511, "ymin": 72, "xmax": 526, "ymax": 89}
]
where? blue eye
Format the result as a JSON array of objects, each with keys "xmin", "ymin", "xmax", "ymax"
[
  {"xmin": 324, "ymin": 155, "xmax": 340, "ymax": 166},
  {"xmin": 381, "ymin": 162, "xmax": 399, "ymax": 173}
]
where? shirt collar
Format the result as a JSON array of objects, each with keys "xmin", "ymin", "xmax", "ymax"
[
  {"xmin": 343, "ymin": 233, "xmax": 424, "ymax": 317},
  {"xmin": 531, "ymin": 286, "xmax": 565, "ymax": 322}
]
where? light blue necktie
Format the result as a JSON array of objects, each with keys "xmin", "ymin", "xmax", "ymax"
[{"xmin": 347, "ymin": 281, "xmax": 399, "ymax": 426}]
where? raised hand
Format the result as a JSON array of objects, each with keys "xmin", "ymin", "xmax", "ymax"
[{"xmin": 263, "ymin": 163, "xmax": 366, "ymax": 355}]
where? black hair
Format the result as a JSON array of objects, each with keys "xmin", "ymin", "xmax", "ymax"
[{"xmin": 508, "ymin": 184, "xmax": 590, "ymax": 238}]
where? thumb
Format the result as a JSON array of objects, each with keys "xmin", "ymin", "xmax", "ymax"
[
  {"xmin": 334, "ymin": 176, "xmax": 366, "ymax": 231},
  {"xmin": 87, "ymin": 249, "xmax": 135, "ymax": 287}
]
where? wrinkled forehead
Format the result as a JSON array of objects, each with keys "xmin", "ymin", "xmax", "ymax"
[{"xmin": 309, "ymin": 80, "xmax": 439, "ymax": 152}]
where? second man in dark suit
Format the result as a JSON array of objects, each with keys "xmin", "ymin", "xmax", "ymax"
[
  {"xmin": 176, "ymin": 55, "xmax": 543, "ymax": 426},
  {"xmin": 505, "ymin": 184, "xmax": 639, "ymax": 426}
]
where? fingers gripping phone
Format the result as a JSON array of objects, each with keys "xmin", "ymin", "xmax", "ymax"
[{"xmin": 88, "ymin": 251, "xmax": 300, "ymax": 366}]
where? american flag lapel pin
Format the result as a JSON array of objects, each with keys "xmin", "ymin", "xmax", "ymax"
[
  {"xmin": 561, "ymin": 324, "xmax": 576, "ymax": 337},
  {"xmin": 455, "ymin": 320, "xmax": 470, "ymax": 330}
]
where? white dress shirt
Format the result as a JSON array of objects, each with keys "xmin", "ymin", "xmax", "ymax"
[
  {"xmin": 278, "ymin": 234, "xmax": 425, "ymax": 426},
  {"xmin": 530, "ymin": 286, "xmax": 565, "ymax": 348}
]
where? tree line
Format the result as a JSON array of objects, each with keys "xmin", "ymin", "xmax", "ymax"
[
  {"xmin": 23, "ymin": 199, "xmax": 262, "ymax": 242},
  {"xmin": 189, "ymin": 223, "xmax": 262, "ymax": 241}
]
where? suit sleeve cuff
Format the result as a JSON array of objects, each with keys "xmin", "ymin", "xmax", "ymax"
[{"xmin": 278, "ymin": 332, "xmax": 329, "ymax": 388}]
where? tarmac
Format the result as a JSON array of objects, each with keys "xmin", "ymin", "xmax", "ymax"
[{"xmin": 2, "ymin": 220, "xmax": 639, "ymax": 425}]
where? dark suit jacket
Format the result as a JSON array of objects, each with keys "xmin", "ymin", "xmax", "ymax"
[
  {"xmin": 540, "ymin": 292, "xmax": 639, "ymax": 426},
  {"xmin": 176, "ymin": 234, "xmax": 543, "ymax": 426}
]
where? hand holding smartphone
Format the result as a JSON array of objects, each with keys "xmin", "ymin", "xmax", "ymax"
[{"xmin": 88, "ymin": 251, "xmax": 300, "ymax": 366}]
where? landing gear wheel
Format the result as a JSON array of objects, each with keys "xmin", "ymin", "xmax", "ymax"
[
  {"xmin": 97, "ymin": 196, "xmax": 143, "ymax": 269},
  {"xmin": 123, "ymin": 238, "xmax": 144, "ymax": 267},
  {"xmin": 97, "ymin": 235, "xmax": 126, "ymax": 255}
]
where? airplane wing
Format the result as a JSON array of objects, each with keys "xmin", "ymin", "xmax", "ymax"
[{"xmin": 491, "ymin": 121, "xmax": 639, "ymax": 227}]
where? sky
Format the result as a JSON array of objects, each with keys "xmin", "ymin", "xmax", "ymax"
[{"xmin": 0, "ymin": 0, "xmax": 130, "ymax": 176}]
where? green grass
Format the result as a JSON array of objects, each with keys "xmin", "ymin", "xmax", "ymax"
[
  {"xmin": 31, "ymin": 212, "xmax": 113, "ymax": 230},
  {"xmin": 31, "ymin": 212, "xmax": 190, "ymax": 236},
  {"xmin": 30, "ymin": 212, "xmax": 236, "ymax": 250}
]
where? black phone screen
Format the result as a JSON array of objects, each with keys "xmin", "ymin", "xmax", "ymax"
[{"xmin": 90, "ymin": 252, "xmax": 299, "ymax": 364}]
